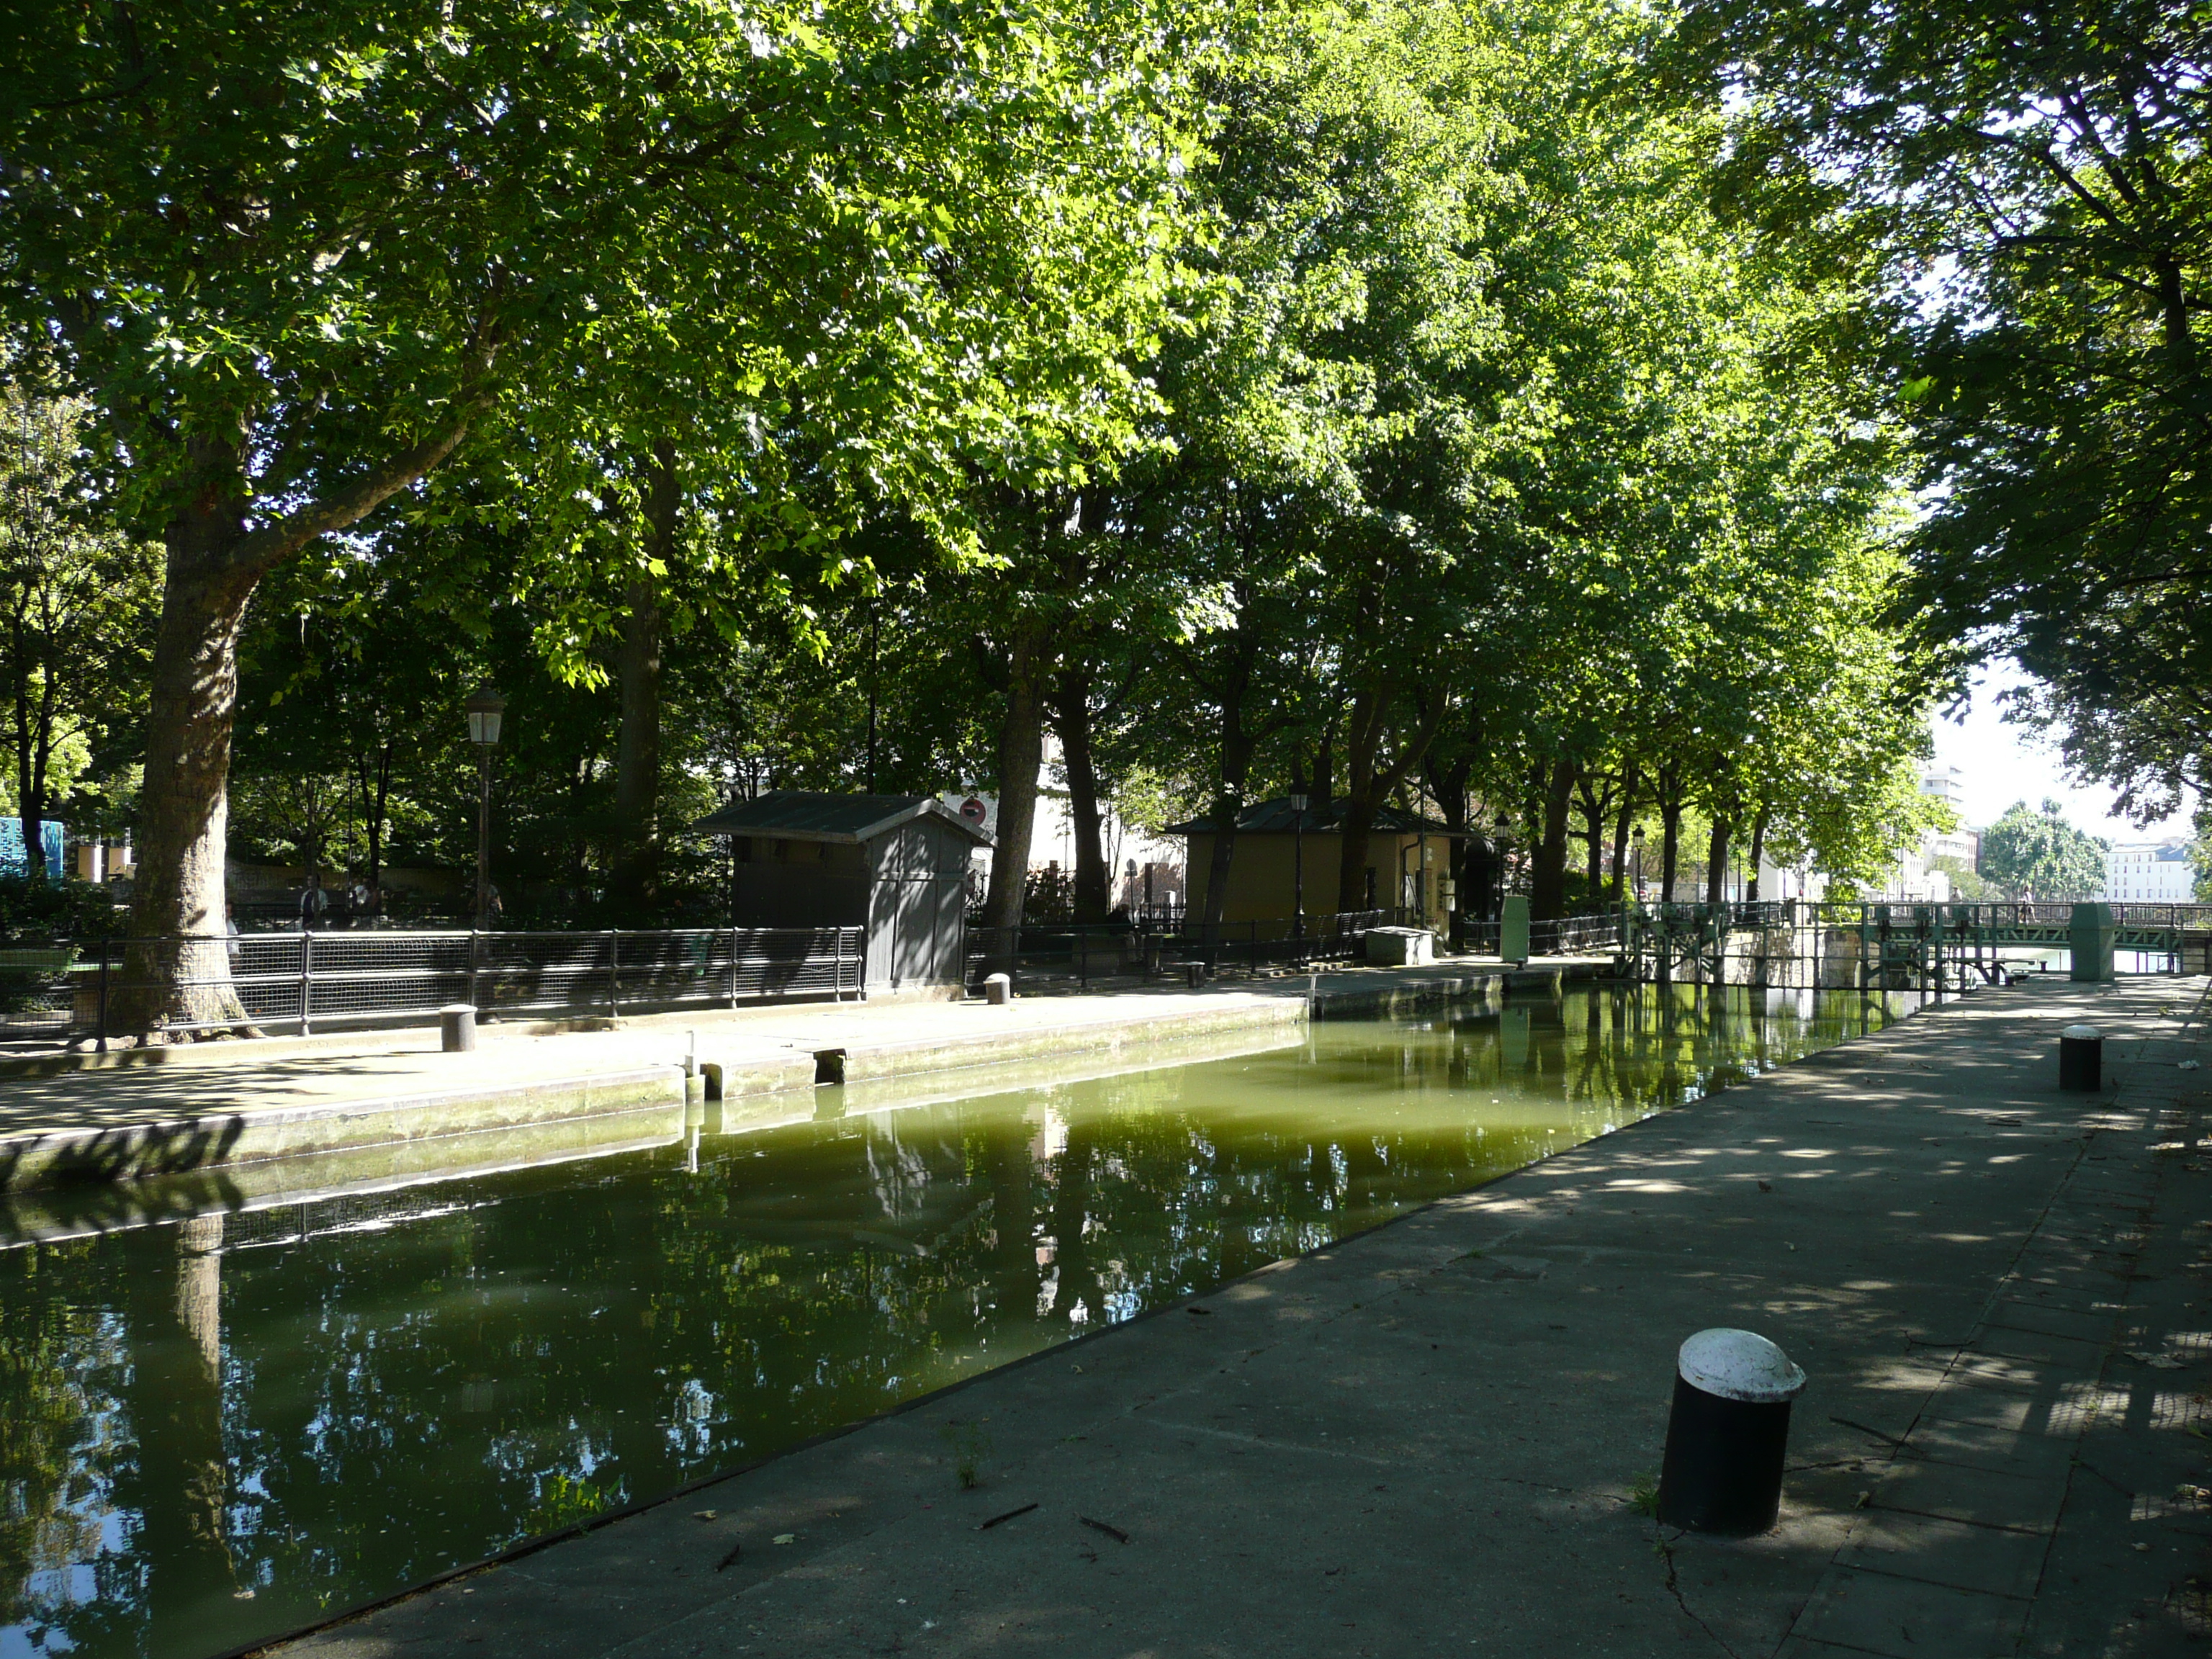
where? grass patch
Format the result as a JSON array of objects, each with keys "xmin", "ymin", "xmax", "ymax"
[{"xmin": 1628, "ymin": 1470, "xmax": 1660, "ymax": 1518}]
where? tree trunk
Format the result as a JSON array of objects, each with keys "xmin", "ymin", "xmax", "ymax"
[
  {"xmin": 117, "ymin": 544, "xmax": 263, "ymax": 1032},
  {"xmin": 1530, "ymin": 760, "xmax": 1578, "ymax": 922},
  {"xmin": 1200, "ymin": 634, "xmax": 1259, "ymax": 928},
  {"xmin": 1746, "ymin": 809, "xmax": 1770, "ymax": 902},
  {"xmin": 1423, "ymin": 737, "xmax": 1474, "ymax": 930},
  {"xmin": 1609, "ymin": 761, "xmax": 1639, "ymax": 899},
  {"xmin": 355, "ymin": 739, "xmax": 393, "ymax": 914},
  {"xmin": 8, "ymin": 602, "xmax": 58, "ymax": 881},
  {"xmin": 1334, "ymin": 691, "xmax": 1386, "ymax": 919},
  {"xmin": 1705, "ymin": 815, "xmax": 1732, "ymax": 907},
  {"xmin": 1334, "ymin": 686, "xmax": 1447, "ymax": 919},
  {"xmin": 1657, "ymin": 767, "xmax": 1683, "ymax": 904},
  {"xmin": 115, "ymin": 359, "xmax": 495, "ymax": 1025},
  {"xmin": 983, "ymin": 626, "xmax": 1048, "ymax": 931},
  {"xmin": 1575, "ymin": 774, "xmax": 1612, "ymax": 897},
  {"xmin": 1051, "ymin": 670, "xmax": 1111, "ymax": 922},
  {"xmin": 611, "ymin": 441, "xmax": 676, "ymax": 915}
]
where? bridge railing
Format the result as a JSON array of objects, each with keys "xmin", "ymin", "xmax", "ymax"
[{"xmin": 1630, "ymin": 899, "xmax": 2212, "ymax": 935}]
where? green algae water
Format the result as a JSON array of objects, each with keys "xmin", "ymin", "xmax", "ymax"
[{"xmin": 0, "ymin": 984, "xmax": 1907, "ymax": 1658}]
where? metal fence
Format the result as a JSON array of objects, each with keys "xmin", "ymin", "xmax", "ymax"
[
  {"xmin": 0, "ymin": 926, "xmax": 865, "ymax": 1048},
  {"xmin": 1611, "ymin": 896, "xmax": 2212, "ymax": 991},
  {"xmin": 964, "ymin": 911, "xmax": 1388, "ymax": 991},
  {"xmin": 1455, "ymin": 914, "xmax": 1626, "ymax": 958}
]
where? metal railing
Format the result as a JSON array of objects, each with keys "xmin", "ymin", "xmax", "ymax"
[
  {"xmin": 1457, "ymin": 914, "xmax": 1626, "ymax": 958},
  {"xmin": 0, "ymin": 926, "xmax": 865, "ymax": 1048},
  {"xmin": 1613, "ymin": 896, "xmax": 2205, "ymax": 991},
  {"xmin": 963, "ymin": 910, "xmax": 1388, "ymax": 991}
]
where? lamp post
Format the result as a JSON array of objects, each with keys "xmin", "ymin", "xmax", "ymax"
[
  {"xmin": 1288, "ymin": 791, "xmax": 1309, "ymax": 938},
  {"xmin": 1632, "ymin": 824, "xmax": 1646, "ymax": 905},
  {"xmin": 465, "ymin": 687, "xmax": 506, "ymax": 929}
]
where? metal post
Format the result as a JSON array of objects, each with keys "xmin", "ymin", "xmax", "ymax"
[
  {"xmin": 297, "ymin": 929, "xmax": 313, "ymax": 1038},
  {"xmin": 468, "ymin": 927, "xmax": 482, "ymax": 1017},
  {"xmin": 608, "ymin": 929, "xmax": 620, "ymax": 1017},
  {"xmin": 96, "ymin": 936, "xmax": 110, "ymax": 1054},
  {"xmin": 729, "ymin": 926, "xmax": 740, "ymax": 1010},
  {"xmin": 1294, "ymin": 812, "xmax": 1305, "ymax": 942},
  {"xmin": 475, "ymin": 746, "xmax": 493, "ymax": 929}
]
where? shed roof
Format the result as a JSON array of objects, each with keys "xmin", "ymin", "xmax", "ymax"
[
  {"xmin": 693, "ymin": 791, "xmax": 994, "ymax": 847},
  {"xmin": 1165, "ymin": 796, "xmax": 1473, "ymax": 837}
]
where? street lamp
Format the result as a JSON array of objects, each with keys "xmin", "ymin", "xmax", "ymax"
[
  {"xmin": 1287, "ymin": 791, "xmax": 1309, "ymax": 940},
  {"xmin": 465, "ymin": 686, "xmax": 506, "ymax": 929},
  {"xmin": 1631, "ymin": 824, "xmax": 1646, "ymax": 904}
]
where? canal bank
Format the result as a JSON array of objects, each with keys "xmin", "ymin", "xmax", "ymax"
[
  {"xmin": 262, "ymin": 975, "xmax": 2212, "ymax": 1659},
  {"xmin": 0, "ymin": 956, "xmax": 1603, "ymax": 1195}
]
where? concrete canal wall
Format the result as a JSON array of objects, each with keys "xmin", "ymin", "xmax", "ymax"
[{"xmin": 0, "ymin": 958, "xmax": 1599, "ymax": 1200}]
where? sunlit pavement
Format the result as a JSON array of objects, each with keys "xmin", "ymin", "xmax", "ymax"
[{"xmin": 269, "ymin": 975, "xmax": 2212, "ymax": 1659}]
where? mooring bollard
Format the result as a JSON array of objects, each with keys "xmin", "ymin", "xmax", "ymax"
[
  {"xmin": 1186, "ymin": 960, "xmax": 1208, "ymax": 989},
  {"xmin": 2059, "ymin": 1023, "xmax": 2103, "ymax": 1092},
  {"xmin": 1656, "ymin": 1328, "xmax": 1807, "ymax": 1535},
  {"xmin": 440, "ymin": 1004, "xmax": 477, "ymax": 1053},
  {"xmin": 984, "ymin": 972, "xmax": 1013, "ymax": 1006}
]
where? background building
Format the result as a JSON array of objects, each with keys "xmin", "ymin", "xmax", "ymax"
[{"xmin": 2103, "ymin": 842, "xmax": 2194, "ymax": 903}]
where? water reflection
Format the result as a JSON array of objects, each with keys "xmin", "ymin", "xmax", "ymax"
[{"xmin": 0, "ymin": 985, "xmax": 1904, "ymax": 1658}]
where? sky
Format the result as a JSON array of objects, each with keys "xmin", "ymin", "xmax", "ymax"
[{"xmin": 1929, "ymin": 660, "xmax": 2192, "ymax": 845}]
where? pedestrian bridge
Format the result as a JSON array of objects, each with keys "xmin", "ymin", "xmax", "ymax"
[{"xmin": 1623, "ymin": 899, "xmax": 2212, "ymax": 991}]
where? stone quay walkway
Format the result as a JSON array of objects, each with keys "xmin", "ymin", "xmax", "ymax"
[
  {"xmin": 0, "ymin": 958, "xmax": 1593, "ymax": 1199},
  {"xmin": 261, "ymin": 975, "xmax": 2212, "ymax": 1659}
]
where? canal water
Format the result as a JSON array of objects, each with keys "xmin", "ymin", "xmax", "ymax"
[{"xmin": 0, "ymin": 985, "xmax": 1907, "ymax": 1659}]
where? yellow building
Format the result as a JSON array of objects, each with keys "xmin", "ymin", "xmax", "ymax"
[{"xmin": 1170, "ymin": 798, "xmax": 1470, "ymax": 922}]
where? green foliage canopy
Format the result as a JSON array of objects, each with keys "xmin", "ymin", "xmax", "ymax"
[{"xmin": 1978, "ymin": 799, "xmax": 2109, "ymax": 902}]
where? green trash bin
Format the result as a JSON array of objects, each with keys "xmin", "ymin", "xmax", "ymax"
[{"xmin": 1500, "ymin": 894, "xmax": 1530, "ymax": 966}]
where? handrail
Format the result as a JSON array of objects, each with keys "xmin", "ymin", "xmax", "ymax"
[{"xmin": 0, "ymin": 925, "xmax": 867, "ymax": 1048}]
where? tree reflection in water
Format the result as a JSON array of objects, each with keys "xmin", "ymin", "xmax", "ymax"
[{"xmin": 0, "ymin": 986, "xmax": 1901, "ymax": 1658}]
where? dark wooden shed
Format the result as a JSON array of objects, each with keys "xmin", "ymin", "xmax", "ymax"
[{"xmin": 692, "ymin": 792, "xmax": 989, "ymax": 994}]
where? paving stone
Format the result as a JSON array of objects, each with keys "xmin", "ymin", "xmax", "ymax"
[
  {"xmin": 1789, "ymin": 1565, "xmax": 2029, "ymax": 1657},
  {"xmin": 1835, "ymin": 1508, "xmax": 2050, "ymax": 1599}
]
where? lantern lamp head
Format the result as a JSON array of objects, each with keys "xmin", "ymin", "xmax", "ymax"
[
  {"xmin": 465, "ymin": 686, "xmax": 507, "ymax": 748},
  {"xmin": 1287, "ymin": 791, "xmax": 1310, "ymax": 814}
]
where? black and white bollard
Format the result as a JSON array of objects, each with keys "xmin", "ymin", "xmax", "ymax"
[
  {"xmin": 440, "ymin": 1004, "xmax": 477, "ymax": 1053},
  {"xmin": 984, "ymin": 972, "xmax": 1013, "ymax": 1007},
  {"xmin": 1656, "ymin": 1328, "xmax": 1807, "ymax": 1535},
  {"xmin": 2059, "ymin": 1024, "xmax": 2102, "ymax": 1092}
]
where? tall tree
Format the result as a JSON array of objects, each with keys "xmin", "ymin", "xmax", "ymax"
[
  {"xmin": 0, "ymin": 378, "xmax": 158, "ymax": 875},
  {"xmin": 1678, "ymin": 0, "xmax": 2212, "ymax": 819},
  {"xmin": 3, "ymin": 0, "xmax": 1203, "ymax": 1020}
]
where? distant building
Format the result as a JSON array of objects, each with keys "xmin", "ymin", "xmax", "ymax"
[
  {"xmin": 1169, "ymin": 798, "xmax": 1470, "ymax": 922},
  {"xmin": 2103, "ymin": 842, "xmax": 2194, "ymax": 904},
  {"xmin": 1916, "ymin": 765, "xmax": 1979, "ymax": 888},
  {"xmin": 1919, "ymin": 764, "xmax": 1965, "ymax": 808}
]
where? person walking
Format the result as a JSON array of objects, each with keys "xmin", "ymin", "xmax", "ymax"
[{"xmin": 298, "ymin": 873, "xmax": 328, "ymax": 931}]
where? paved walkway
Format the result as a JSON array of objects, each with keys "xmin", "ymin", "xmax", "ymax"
[{"xmin": 264, "ymin": 976, "xmax": 2212, "ymax": 1659}]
